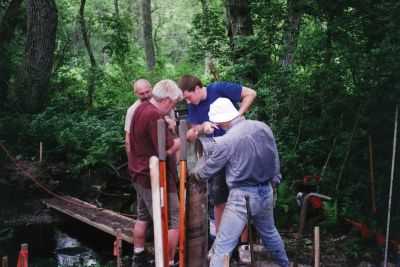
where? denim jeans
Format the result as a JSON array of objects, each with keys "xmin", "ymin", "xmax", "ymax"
[{"xmin": 210, "ymin": 184, "xmax": 289, "ymax": 267}]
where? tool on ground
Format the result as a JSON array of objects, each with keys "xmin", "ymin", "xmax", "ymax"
[
  {"xmin": 245, "ymin": 195, "xmax": 255, "ymax": 267},
  {"xmin": 179, "ymin": 120, "xmax": 188, "ymax": 267},
  {"xmin": 157, "ymin": 119, "xmax": 169, "ymax": 267},
  {"xmin": 150, "ymin": 156, "xmax": 165, "ymax": 267},
  {"xmin": 343, "ymin": 217, "xmax": 371, "ymax": 238},
  {"xmin": 294, "ymin": 193, "xmax": 331, "ymax": 267}
]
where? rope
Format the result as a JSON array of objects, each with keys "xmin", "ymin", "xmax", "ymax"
[
  {"xmin": 384, "ymin": 104, "xmax": 398, "ymax": 267},
  {"xmin": 0, "ymin": 141, "xmax": 135, "ymax": 218}
]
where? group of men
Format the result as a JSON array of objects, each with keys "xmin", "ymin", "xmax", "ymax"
[{"xmin": 125, "ymin": 76, "xmax": 289, "ymax": 267}]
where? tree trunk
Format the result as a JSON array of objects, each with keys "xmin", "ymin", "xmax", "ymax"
[
  {"xmin": 225, "ymin": 0, "xmax": 253, "ymax": 39},
  {"xmin": 79, "ymin": 0, "xmax": 96, "ymax": 108},
  {"xmin": 280, "ymin": 0, "xmax": 302, "ymax": 69},
  {"xmin": 114, "ymin": 0, "xmax": 119, "ymax": 17},
  {"xmin": 15, "ymin": 0, "xmax": 58, "ymax": 113},
  {"xmin": 0, "ymin": 0, "xmax": 24, "ymax": 100},
  {"xmin": 225, "ymin": 0, "xmax": 253, "ymax": 60},
  {"xmin": 131, "ymin": 0, "xmax": 142, "ymax": 42},
  {"xmin": 201, "ymin": 0, "xmax": 211, "ymax": 75},
  {"xmin": 225, "ymin": 0, "xmax": 256, "ymax": 82},
  {"xmin": 142, "ymin": 0, "xmax": 155, "ymax": 71}
]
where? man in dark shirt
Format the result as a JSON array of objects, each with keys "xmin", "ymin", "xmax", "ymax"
[{"xmin": 128, "ymin": 79, "xmax": 182, "ymax": 267}]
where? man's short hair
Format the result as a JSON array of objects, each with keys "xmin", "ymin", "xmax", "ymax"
[
  {"xmin": 152, "ymin": 79, "xmax": 183, "ymax": 102},
  {"xmin": 133, "ymin": 79, "xmax": 151, "ymax": 93},
  {"xmin": 178, "ymin": 75, "xmax": 203, "ymax": 92}
]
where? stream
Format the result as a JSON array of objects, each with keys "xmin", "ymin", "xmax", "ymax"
[{"xmin": 0, "ymin": 216, "xmax": 130, "ymax": 267}]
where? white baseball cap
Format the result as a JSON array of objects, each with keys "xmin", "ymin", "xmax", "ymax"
[{"xmin": 208, "ymin": 98, "xmax": 239, "ymax": 123}]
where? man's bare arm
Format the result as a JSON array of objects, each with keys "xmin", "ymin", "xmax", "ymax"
[
  {"xmin": 238, "ymin": 86, "xmax": 257, "ymax": 116},
  {"xmin": 166, "ymin": 138, "xmax": 180, "ymax": 156},
  {"xmin": 125, "ymin": 132, "xmax": 130, "ymax": 157}
]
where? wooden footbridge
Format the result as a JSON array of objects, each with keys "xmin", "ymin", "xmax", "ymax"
[{"xmin": 42, "ymin": 196, "xmax": 134, "ymax": 243}]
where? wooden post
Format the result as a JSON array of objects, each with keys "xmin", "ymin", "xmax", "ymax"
[
  {"xmin": 39, "ymin": 141, "xmax": 43, "ymax": 162},
  {"xmin": 314, "ymin": 227, "xmax": 320, "ymax": 267},
  {"xmin": 157, "ymin": 119, "xmax": 169, "ymax": 267},
  {"xmin": 150, "ymin": 156, "xmax": 164, "ymax": 267},
  {"xmin": 223, "ymin": 253, "xmax": 229, "ymax": 267},
  {"xmin": 116, "ymin": 228, "xmax": 122, "ymax": 267},
  {"xmin": 2, "ymin": 256, "xmax": 8, "ymax": 267},
  {"xmin": 178, "ymin": 120, "xmax": 188, "ymax": 267}
]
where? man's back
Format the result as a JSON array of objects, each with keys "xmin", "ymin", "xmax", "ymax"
[{"xmin": 214, "ymin": 118, "xmax": 278, "ymax": 187}]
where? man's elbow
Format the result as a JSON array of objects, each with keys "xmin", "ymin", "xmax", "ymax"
[{"xmin": 249, "ymin": 89, "xmax": 257, "ymax": 99}]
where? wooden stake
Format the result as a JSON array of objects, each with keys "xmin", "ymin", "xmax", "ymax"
[
  {"xmin": 116, "ymin": 228, "xmax": 122, "ymax": 267},
  {"xmin": 39, "ymin": 141, "xmax": 43, "ymax": 162},
  {"xmin": 2, "ymin": 256, "xmax": 8, "ymax": 267},
  {"xmin": 314, "ymin": 227, "xmax": 320, "ymax": 267},
  {"xmin": 368, "ymin": 136, "xmax": 377, "ymax": 214}
]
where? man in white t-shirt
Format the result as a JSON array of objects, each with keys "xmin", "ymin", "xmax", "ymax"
[{"xmin": 124, "ymin": 79, "xmax": 176, "ymax": 160}]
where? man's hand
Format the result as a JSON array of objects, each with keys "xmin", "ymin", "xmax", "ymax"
[
  {"xmin": 165, "ymin": 117, "xmax": 177, "ymax": 134},
  {"xmin": 189, "ymin": 171, "xmax": 202, "ymax": 181},
  {"xmin": 187, "ymin": 128, "xmax": 199, "ymax": 142},
  {"xmin": 202, "ymin": 121, "xmax": 219, "ymax": 135},
  {"xmin": 272, "ymin": 186, "xmax": 278, "ymax": 208}
]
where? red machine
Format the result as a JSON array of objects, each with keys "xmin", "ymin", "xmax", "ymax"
[{"xmin": 296, "ymin": 176, "xmax": 324, "ymax": 209}]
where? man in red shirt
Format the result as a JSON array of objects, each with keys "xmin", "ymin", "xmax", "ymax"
[{"xmin": 128, "ymin": 79, "xmax": 182, "ymax": 267}]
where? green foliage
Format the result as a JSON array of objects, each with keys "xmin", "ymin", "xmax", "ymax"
[
  {"xmin": 0, "ymin": 86, "xmax": 125, "ymax": 174},
  {"xmin": 187, "ymin": 1, "xmax": 229, "ymax": 62},
  {"xmin": 0, "ymin": 228, "xmax": 14, "ymax": 242},
  {"xmin": 274, "ymin": 181, "xmax": 298, "ymax": 228}
]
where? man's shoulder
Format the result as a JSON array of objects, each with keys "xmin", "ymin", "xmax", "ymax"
[
  {"xmin": 127, "ymin": 99, "xmax": 141, "ymax": 113},
  {"xmin": 136, "ymin": 101, "xmax": 153, "ymax": 113}
]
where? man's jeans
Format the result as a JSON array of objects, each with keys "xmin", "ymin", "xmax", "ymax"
[{"xmin": 210, "ymin": 184, "xmax": 289, "ymax": 267}]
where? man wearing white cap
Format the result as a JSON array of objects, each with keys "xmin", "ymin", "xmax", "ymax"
[{"xmin": 191, "ymin": 98, "xmax": 289, "ymax": 267}]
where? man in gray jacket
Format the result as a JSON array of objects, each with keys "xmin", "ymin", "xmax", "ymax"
[{"xmin": 192, "ymin": 98, "xmax": 289, "ymax": 267}]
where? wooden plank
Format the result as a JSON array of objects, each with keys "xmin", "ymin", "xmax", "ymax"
[
  {"xmin": 42, "ymin": 198, "xmax": 134, "ymax": 244},
  {"xmin": 66, "ymin": 197, "xmax": 134, "ymax": 222}
]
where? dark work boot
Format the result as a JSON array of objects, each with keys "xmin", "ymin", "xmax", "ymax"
[{"xmin": 131, "ymin": 250, "xmax": 154, "ymax": 267}]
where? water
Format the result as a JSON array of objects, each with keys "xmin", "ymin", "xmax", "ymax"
[{"xmin": 0, "ymin": 217, "xmax": 131, "ymax": 267}]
